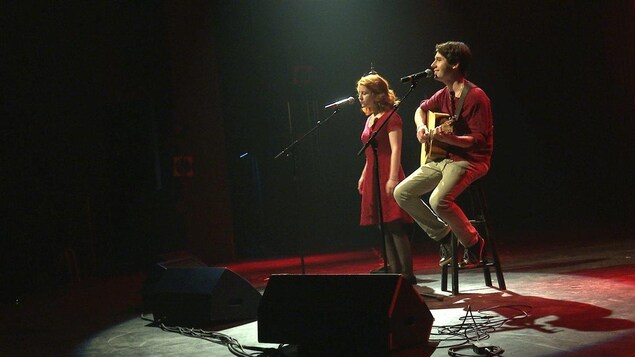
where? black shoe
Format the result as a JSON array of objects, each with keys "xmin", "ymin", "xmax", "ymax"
[
  {"xmin": 438, "ymin": 231, "xmax": 453, "ymax": 266},
  {"xmin": 461, "ymin": 236, "xmax": 484, "ymax": 268},
  {"xmin": 402, "ymin": 274, "xmax": 418, "ymax": 285},
  {"xmin": 370, "ymin": 265, "xmax": 390, "ymax": 274}
]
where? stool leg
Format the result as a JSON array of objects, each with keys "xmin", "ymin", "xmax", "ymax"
[
  {"xmin": 474, "ymin": 182, "xmax": 506, "ymax": 291},
  {"xmin": 479, "ymin": 219, "xmax": 493, "ymax": 287},
  {"xmin": 483, "ymin": 253, "xmax": 493, "ymax": 286},
  {"xmin": 451, "ymin": 233, "xmax": 459, "ymax": 295},
  {"xmin": 441, "ymin": 264, "xmax": 448, "ymax": 291},
  {"xmin": 487, "ymin": 228, "xmax": 506, "ymax": 290}
]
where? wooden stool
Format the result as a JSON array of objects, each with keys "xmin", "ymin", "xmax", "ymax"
[{"xmin": 441, "ymin": 180, "xmax": 506, "ymax": 295}]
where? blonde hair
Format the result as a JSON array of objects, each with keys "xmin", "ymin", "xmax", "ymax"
[{"xmin": 356, "ymin": 74, "xmax": 398, "ymax": 116}]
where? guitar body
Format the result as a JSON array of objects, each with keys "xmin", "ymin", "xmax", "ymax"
[{"xmin": 420, "ymin": 111, "xmax": 453, "ymax": 165}]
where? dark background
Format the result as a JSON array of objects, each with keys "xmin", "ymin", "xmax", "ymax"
[{"xmin": 2, "ymin": 1, "xmax": 633, "ymax": 301}]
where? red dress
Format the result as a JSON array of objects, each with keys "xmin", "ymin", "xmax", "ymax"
[{"xmin": 359, "ymin": 112, "xmax": 414, "ymax": 226}]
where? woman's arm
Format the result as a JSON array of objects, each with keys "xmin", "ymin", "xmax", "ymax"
[{"xmin": 386, "ymin": 128, "xmax": 403, "ymax": 195}]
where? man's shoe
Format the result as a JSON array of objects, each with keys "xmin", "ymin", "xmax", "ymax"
[
  {"xmin": 438, "ymin": 232, "xmax": 453, "ymax": 266},
  {"xmin": 461, "ymin": 236, "xmax": 484, "ymax": 268}
]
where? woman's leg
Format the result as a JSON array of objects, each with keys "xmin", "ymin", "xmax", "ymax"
[{"xmin": 386, "ymin": 221, "xmax": 416, "ymax": 283}]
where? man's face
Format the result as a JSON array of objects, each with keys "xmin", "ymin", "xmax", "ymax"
[{"xmin": 430, "ymin": 51, "xmax": 454, "ymax": 80}]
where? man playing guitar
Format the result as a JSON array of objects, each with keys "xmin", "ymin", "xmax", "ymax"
[{"xmin": 394, "ymin": 41, "xmax": 494, "ymax": 268}]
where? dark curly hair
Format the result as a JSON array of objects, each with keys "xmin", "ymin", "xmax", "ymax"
[{"xmin": 435, "ymin": 41, "xmax": 472, "ymax": 75}]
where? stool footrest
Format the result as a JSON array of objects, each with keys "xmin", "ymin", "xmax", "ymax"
[{"xmin": 451, "ymin": 260, "xmax": 496, "ymax": 270}]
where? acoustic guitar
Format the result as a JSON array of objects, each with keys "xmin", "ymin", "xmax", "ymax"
[{"xmin": 420, "ymin": 111, "xmax": 455, "ymax": 165}]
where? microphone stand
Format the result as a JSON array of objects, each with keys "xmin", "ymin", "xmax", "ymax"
[
  {"xmin": 275, "ymin": 108, "xmax": 343, "ymax": 274},
  {"xmin": 356, "ymin": 79, "xmax": 419, "ymax": 276}
]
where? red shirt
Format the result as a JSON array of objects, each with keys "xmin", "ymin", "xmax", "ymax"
[{"xmin": 419, "ymin": 81, "xmax": 493, "ymax": 166}]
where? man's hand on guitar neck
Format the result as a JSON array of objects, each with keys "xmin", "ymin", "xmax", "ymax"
[{"xmin": 417, "ymin": 124, "xmax": 452, "ymax": 144}]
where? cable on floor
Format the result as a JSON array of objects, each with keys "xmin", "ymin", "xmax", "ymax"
[
  {"xmin": 142, "ymin": 313, "xmax": 293, "ymax": 357},
  {"xmin": 430, "ymin": 304, "xmax": 531, "ymax": 355}
]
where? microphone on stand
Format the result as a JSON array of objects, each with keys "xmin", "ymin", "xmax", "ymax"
[
  {"xmin": 324, "ymin": 97, "xmax": 356, "ymax": 110},
  {"xmin": 400, "ymin": 69, "xmax": 434, "ymax": 83}
]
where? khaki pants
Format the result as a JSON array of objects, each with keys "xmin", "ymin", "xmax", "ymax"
[{"xmin": 394, "ymin": 159, "xmax": 489, "ymax": 247}]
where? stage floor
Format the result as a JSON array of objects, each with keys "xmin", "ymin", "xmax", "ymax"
[{"xmin": 2, "ymin": 229, "xmax": 635, "ymax": 356}]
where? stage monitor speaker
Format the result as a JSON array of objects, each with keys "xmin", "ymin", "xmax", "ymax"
[
  {"xmin": 258, "ymin": 274, "xmax": 434, "ymax": 356},
  {"xmin": 142, "ymin": 253, "xmax": 207, "ymax": 314},
  {"xmin": 150, "ymin": 267, "xmax": 261, "ymax": 327}
]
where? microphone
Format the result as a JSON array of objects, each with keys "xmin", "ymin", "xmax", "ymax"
[
  {"xmin": 400, "ymin": 69, "xmax": 434, "ymax": 83},
  {"xmin": 324, "ymin": 96, "xmax": 356, "ymax": 110}
]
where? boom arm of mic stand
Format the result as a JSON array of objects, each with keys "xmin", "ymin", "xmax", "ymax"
[{"xmin": 275, "ymin": 109, "xmax": 341, "ymax": 160}]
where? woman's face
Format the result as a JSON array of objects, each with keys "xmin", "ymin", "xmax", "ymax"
[{"xmin": 357, "ymin": 85, "xmax": 376, "ymax": 112}]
